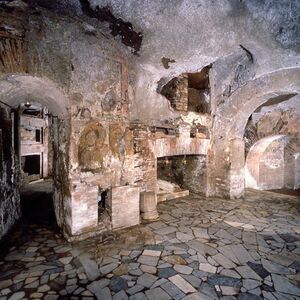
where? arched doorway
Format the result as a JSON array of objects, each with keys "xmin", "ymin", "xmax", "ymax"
[
  {"xmin": 0, "ymin": 74, "xmax": 70, "ymax": 238},
  {"xmin": 210, "ymin": 67, "xmax": 300, "ymax": 199},
  {"xmin": 245, "ymin": 135, "xmax": 300, "ymax": 192}
]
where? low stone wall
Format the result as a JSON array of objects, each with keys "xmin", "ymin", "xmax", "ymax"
[
  {"xmin": 155, "ymin": 137, "xmax": 209, "ymax": 158},
  {"xmin": 132, "ymin": 122, "xmax": 209, "ymax": 195}
]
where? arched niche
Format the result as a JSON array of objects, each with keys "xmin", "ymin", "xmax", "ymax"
[
  {"xmin": 211, "ymin": 67, "xmax": 300, "ymax": 199},
  {"xmin": 245, "ymin": 135, "xmax": 300, "ymax": 190}
]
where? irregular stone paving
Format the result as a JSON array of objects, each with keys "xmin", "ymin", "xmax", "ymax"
[{"xmin": 1, "ymin": 189, "xmax": 300, "ymax": 299}]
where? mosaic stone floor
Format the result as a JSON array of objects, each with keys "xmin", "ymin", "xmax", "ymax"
[{"xmin": 1, "ymin": 189, "xmax": 300, "ymax": 300}]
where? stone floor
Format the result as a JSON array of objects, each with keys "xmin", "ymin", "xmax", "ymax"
[{"xmin": 1, "ymin": 189, "xmax": 300, "ymax": 300}]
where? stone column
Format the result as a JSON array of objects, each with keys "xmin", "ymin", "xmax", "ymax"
[
  {"xmin": 229, "ymin": 138, "xmax": 245, "ymax": 199},
  {"xmin": 131, "ymin": 122, "xmax": 157, "ymax": 193},
  {"xmin": 208, "ymin": 137, "xmax": 245, "ymax": 199},
  {"xmin": 140, "ymin": 191, "xmax": 159, "ymax": 220}
]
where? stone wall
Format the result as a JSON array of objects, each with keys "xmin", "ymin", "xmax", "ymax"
[
  {"xmin": 132, "ymin": 122, "xmax": 209, "ymax": 195},
  {"xmin": 157, "ymin": 155, "xmax": 207, "ymax": 195},
  {"xmin": 160, "ymin": 75, "xmax": 188, "ymax": 112},
  {"xmin": 68, "ymin": 46, "xmax": 136, "ymax": 236},
  {"xmin": 0, "ymin": 4, "xmax": 137, "ymax": 239},
  {"xmin": 207, "ymin": 47, "xmax": 300, "ymax": 198},
  {"xmin": 0, "ymin": 105, "xmax": 20, "ymax": 239}
]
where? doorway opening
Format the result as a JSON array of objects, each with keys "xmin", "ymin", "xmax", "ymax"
[
  {"xmin": 22, "ymin": 155, "xmax": 40, "ymax": 180},
  {"xmin": 98, "ymin": 188, "xmax": 111, "ymax": 224},
  {"xmin": 19, "ymin": 102, "xmax": 57, "ymax": 228},
  {"xmin": 243, "ymin": 94, "xmax": 300, "ymax": 196},
  {"xmin": 157, "ymin": 154, "xmax": 207, "ymax": 202}
]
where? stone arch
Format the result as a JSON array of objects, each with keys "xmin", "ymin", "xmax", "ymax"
[
  {"xmin": 245, "ymin": 135, "xmax": 300, "ymax": 190},
  {"xmin": 0, "ymin": 74, "xmax": 69, "ymax": 117},
  {"xmin": 245, "ymin": 134, "xmax": 287, "ymax": 189},
  {"xmin": 228, "ymin": 68, "xmax": 300, "ymax": 196},
  {"xmin": 226, "ymin": 68, "xmax": 300, "ymax": 140},
  {"xmin": 211, "ymin": 67, "xmax": 300, "ymax": 199},
  {"xmin": 0, "ymin": 73, "xmax": 71, "ymax": 232}
]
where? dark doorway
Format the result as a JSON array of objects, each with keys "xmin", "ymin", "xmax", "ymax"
[
  {"xmin": 20, "ymin": 179, "xmax": 57, "ymax": 228},
  {"xmin": 22, "ymin": 154, "xmax": 40, "ymax": 175}
]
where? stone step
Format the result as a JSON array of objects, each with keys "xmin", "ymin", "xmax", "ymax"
[{"xmin": 157, "ymin": 190, "xmax": 189, "ymax": 202}]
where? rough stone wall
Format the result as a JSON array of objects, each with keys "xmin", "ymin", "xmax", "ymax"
[
  {"xmin": 0, "ymin": 4, "xmax": 137, "ymax": 238},
  {"xmin": 68, "ymin": 42, "xmax": 135, "ymax": 236},
  {"xmin": 0, "ymin": 6, "xmax": 28, "ymax": 74},
  {"xmin": 207, "ymin": 48, "xmax": 254, "ymax": 198},
  {"xmin": 51, "ymin": 118, "xmax": 71, "ymax": 234},
  {"xmin": 160, "ymin": 75, "xmax": 188, "ymax": 112},
  {"xmin": 0, "ymin": 105, "xmax": 20, "ymax": 239},
  {"xmin": 157, "ymin": 155, "xmax": 207, "ymax": 195}
]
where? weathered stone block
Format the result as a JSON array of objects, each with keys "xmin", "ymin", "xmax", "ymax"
[
  {"xmin": 140, "ymin": 191, "xmax": 158, "ymax": 220},
  {"xmin": 71, "ymin": 185, "xmax": 98, "ymax": 235},
  {"xmin": 108, "ymin": 186, "xmax": 140, "ymax": 229}
]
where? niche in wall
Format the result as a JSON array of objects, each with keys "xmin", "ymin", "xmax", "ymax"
[
  {"xmin": 157, "ymin": 154, "xmax": 207, "ymax": 195},
  {"xmin": 22, "ymin": 154, "xmax": 40, "ymax": 176},
  {"xmin": 245, "ymin": 135, "xmax": 300, "ymax": 191},
  {"xmin": 187, "ymin": 66, "xmax": 210, "ymax": 113},
  {"xmin": 159, "ymin": 66, "xmax": 211, "ymax": 114},
  {"xmin": 98, "ymin": 187, "xmax": 111, "ymax": 224}
]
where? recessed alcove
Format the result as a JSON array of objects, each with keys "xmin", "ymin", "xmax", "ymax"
[{"xmin": 159, "ymin": 66, "xmax": 211, "ymax": 114}]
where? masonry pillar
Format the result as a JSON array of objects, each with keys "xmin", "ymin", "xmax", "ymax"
[{"xmin": 229, "ymin": 138, "xmax": 245, "ymax": 199}]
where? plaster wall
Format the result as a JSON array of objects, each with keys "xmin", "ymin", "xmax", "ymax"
[
  {"xmin": 92, "ymin": 0, "xmax": 300, "ymax": 124},
  {"xmin": 259, "ymin": 141, "xmax": 285, "ymax": 190}
]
